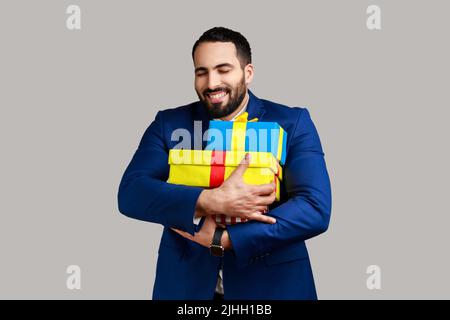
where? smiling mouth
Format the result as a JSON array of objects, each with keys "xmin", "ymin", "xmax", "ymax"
[{"xmin": 206, "ymin": 91, "xmax": 228, "ymax": 103}]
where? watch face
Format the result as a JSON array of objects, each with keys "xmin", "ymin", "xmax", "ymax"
[{"xmin": 210, "ymin": 245, "xmax": 224, "ymax": 257}]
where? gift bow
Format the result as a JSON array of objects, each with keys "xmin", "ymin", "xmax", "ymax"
[{"xmin": 234, "ymin": 111, "xmax": 258, "ymax": 122}]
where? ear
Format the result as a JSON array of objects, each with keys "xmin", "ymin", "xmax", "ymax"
[{"xmin": 244, "ymin": 64, "xmax": 254, "ymax": 85}]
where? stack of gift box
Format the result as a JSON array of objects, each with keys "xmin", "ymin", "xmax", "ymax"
[{"xmin": 167, "ymin": 112, "xmax": 287, "ymax": 225}]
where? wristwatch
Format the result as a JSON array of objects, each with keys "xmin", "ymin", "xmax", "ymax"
[{"xmin": 209, "ymin": 227, "xmax": 225, "ymax": 257}]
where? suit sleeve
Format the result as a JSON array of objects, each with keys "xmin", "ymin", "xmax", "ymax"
[
  {"xmin": 117, "ymin": 111, "xmax": 203, "ymax": 235},
  {"xmin": 226, "ymin": 108, "xmax": 332, "ymax": 267}
]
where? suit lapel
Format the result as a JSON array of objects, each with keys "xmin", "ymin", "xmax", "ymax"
[{"xmin": 246, "ymin": 90, "xmax": 266, "ymax": 121}]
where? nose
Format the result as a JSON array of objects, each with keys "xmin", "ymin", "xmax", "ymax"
[{"xmin": 207, "ymin": 72, "xmax": 221, "ymax": 90}]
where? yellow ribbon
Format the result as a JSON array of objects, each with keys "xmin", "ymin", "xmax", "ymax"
[{"xmin": 231, "ymin": 112, "xmax": 258, "ymax": 152}]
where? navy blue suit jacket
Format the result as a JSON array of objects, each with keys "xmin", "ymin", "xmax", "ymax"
[{"xmin": 118, "ymin": 90, "xmax": 332, "ymax": 300}]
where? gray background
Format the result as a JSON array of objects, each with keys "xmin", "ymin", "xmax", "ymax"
[{"xmin": 1, "ymin": 0, "xmax": 449, "ymax": 299}]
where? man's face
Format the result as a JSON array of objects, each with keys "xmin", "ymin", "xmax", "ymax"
[{"xmin": 193, "ymin": 42, "xmax": 253, "ymax": 119}]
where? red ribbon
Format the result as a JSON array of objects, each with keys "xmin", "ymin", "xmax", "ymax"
[{"xmin": 209, "ymin": 150, "xmax": 226, "ymax": 188}]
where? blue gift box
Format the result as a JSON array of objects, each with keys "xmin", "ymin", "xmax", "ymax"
[{"xmin": 205, "ymin": 119, "xmax": 287, "ymax": 165}]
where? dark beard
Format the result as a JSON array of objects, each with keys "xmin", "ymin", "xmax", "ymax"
[{"xmin": 199, "ymin": 77, "xmax": 247, "ymax": 119}]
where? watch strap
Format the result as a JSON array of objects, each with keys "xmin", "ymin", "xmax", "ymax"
[{"xmin": 212, "ymin": 227, "xmax": 225, "ymax": 246}]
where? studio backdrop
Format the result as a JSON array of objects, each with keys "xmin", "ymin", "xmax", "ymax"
[{"xmin": 1, "ymin": 0, "xmax": 449, "ymax": 299}]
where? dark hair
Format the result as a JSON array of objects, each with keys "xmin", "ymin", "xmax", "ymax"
[{"xmin": 192, "ymin": 27, "xmax": 252, "ymax": 68}]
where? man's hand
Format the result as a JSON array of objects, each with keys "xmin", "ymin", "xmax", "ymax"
[
  {"xmin": 171, "ymin": 215, "xmax": 217, "ymax": 248},
  {"xmin": 171, "ymin": 215, "xmax": 233, "ymax": 250},
  {"xmin": 196, "ymin": 153, "xmax": 277, "ymax": 224}
]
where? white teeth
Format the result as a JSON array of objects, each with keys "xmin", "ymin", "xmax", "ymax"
[{"xmin": 210, "ymin": 92, "xmax": 227, "ymax": 99}]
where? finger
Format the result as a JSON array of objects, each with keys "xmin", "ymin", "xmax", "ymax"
[
  {"xmin": 254, "ymin": 192, "xmax": 277, "ymax": 206},
  {"xmin": 229, "ymin": 153, "xmax": 251, "ymax": 179},
  {"xmin": 250, "ymin": 182, "xmax": 276, "ymax": 196},
  {"xmin": 247, "ymin": 212, "xmax": 277, "ymax": 224},
  {"xmin": 252, "ymin": 205, "xmax": 269, "ymax": 213},
  {"xmin": 249, "ymin": 214, "xmax": 276, "ymax": 224},
  {"xmin": 171, "ymin": 228, "xmax": 193, "ymax": 240}
]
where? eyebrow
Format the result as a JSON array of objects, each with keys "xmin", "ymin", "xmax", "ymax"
[{"xmin": 195, "ymin": 63, "xmax": 234, "ymax": 73}]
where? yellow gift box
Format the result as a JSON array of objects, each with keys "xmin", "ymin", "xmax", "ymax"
[
  {"xmin": 167, "ymin": 149, "xmax": 282, "ymax": 199},
  {"xmin": 167, "ymin": 149, "xmax": 282, "ymax": 225}
]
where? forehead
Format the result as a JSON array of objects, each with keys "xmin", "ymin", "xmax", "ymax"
[{"xmin": 193, "ymin": 42, "xmax": 240, "ymax": 68}]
